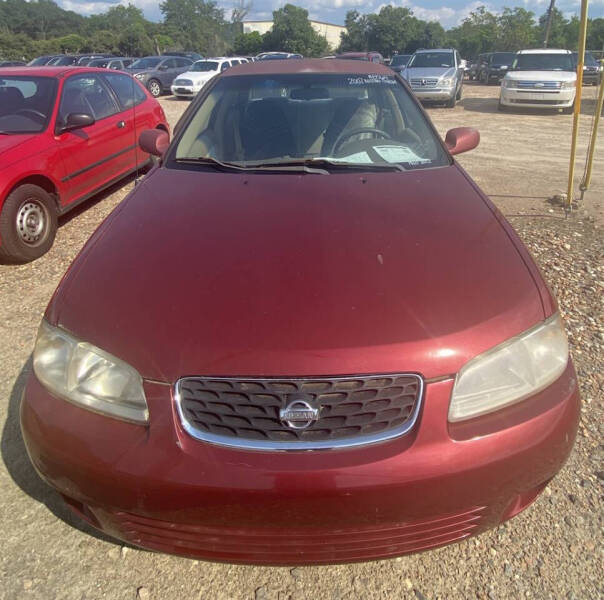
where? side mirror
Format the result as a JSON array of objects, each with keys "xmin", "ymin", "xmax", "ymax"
[
  {"xmin": 58, "ymin": 112, "xmax": 95, "ymax": 134},
  {"xmin": 139, "ymin": 128, "xmax": 170, "ymax": 157},
  {"xmin": 445, "ymin": 127, "xmax": 480, "ymax": 156}
]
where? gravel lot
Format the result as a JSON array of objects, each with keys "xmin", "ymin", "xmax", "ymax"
[{"xmin": 1, "ymin": 83, "xmax": 602, "ymax": 600}]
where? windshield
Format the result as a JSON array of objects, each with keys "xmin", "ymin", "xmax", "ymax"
[
  {"xmin": 491, "ymin": 53, "xmax": 515, "ymax": 64},
  {"xmin": 573, "ymin": 52, "xmax": 599, "ymax": 66},
  {"xmin": 513, "ymin": 53, "xmax": 574, "ymax": 71},
  {"xmin": 408, "ymin": 52, "xmax": 454, "ymax": 69},
  {"xmin": 172, "ymin": 73, "xmax": 449, "ymax": 172},
  {"xmin": 89, "ymin": 59, "xmax": 109, "ymax": 68},
  {"xmin": 130, "ymin": 57, "xmax": 161, "ymax": 69},
  {"xmin": 0, "ymin": 76, "xmax": 57, "ymax": 134},
  {"xmin": 49, "ymin": 56, "xmax": 77, "ymax": 66},
  {"xmin": 28, "ymin": 56, "xmax": 54, "ymax": 66},
  {"xmin": 192, "ymin": 61, "xmax": 219, "ymax": 72},
  {"xmin": 390, "ymin": 55, "xmax": 411, "ymax": 67}
]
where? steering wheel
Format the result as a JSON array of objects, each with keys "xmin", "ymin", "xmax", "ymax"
[
  {"xmin": 15, "ymin": 109, "xmax": 46, "ymax": 123},
  {"xmin": 333, "ymin": 127, "xmax": 391, "ymax": 154}
]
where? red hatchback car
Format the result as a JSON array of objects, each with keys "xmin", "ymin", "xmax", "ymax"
[
  {"xmin": 0, "ymin": 67, "xmax": 168, "ymax": 262},
  {"xmin": 21, "ymin": 60, "xmax": 579, "ymax": 565}
]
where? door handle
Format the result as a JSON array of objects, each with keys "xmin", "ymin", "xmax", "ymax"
[{"xmin": 116, "ymin": 120, "xmax": 125, "ymax": 129}]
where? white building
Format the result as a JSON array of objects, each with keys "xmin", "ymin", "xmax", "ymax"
[{"xmin": 242, "ymin": 19, "xmax": 346, "ymax": 52}]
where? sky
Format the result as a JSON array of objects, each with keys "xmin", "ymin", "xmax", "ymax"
[{"xmin": 57, "ymin": 0, "xmax": 604, "ymax": 29}]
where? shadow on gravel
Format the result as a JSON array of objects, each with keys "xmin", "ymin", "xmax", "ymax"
[
  {"xmin": 1, "ymin": 357, "xmax": 121, "ymax": 546},
  {"xmin": 461, "ymin": 95, "xmax": 602, "ymax": 116}
]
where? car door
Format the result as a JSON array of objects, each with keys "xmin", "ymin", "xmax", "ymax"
[
  {"xmin": 174, "ymin": 58, "xmax": 193, "ymax": 79},
  {"xmin": 54, "ymin": 73, "xmax": 130, "ymax": 206},
  {"xmin": 156, "ymin": 58, "xmax": 175, "ymax": 88},
  {"xmin": 102, "ymin": 71, "xmax": 158, "ymax": 171}
]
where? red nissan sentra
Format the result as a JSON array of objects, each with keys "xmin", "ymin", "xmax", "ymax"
[{"xmin": 21, "ymin": 59, "xmax": 579, "ymax": 565}]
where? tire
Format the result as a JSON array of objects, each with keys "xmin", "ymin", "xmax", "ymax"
[
  {"xmin": 562, "ymin": 103, "xmax": 575, "ymax": 115},
  {"xmin": 147, "ymin": 79, "xmax": 162, "ymax": 98},
  {"xmin": 497, "ymin": 101, "xmax": 508, "ymax": 112},
  {"xmin": 446, "ymin": 94, "xmax": 457, "ymax": 108},
  {"xmin": 0, "ymin": 184, "xmax": 58, "ymax": 263},
  {"xmin": 456, "ymin": 84, "xmax": 463, "ymax": 101}
]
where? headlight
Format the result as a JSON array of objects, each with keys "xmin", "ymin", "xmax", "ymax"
[
  {"xmin": 33, "ymin": 320, "xmax": 148, "ymax": 423},
  {"xmin": 440, "ymin": 78, "xmax": 454, "ymax": 87},
  {"xmin": 561, "ymin": 80, "xmax": 576, "ymax": 89},
  {"xmin": 502, "ymin": 79, "xmax": 518, "ymax": 88},
  {"xmin": 134, "ymin": 73, "xmax": 145, "ymax": 80},
  {"xmin": 448, "ymin": 314, "xmax": 569, "ymax": 422}
]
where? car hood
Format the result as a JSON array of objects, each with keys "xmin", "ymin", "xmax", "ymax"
[
  {"xmin": 505, "ymin": 70, "xmax": 576, "ymax": 82},
  {"xmin": 49, "ymin": 165, "xmax": 544, "ymax": 382},
  {"xmin": 176, "ymin": 71, "xmax": 214, "ymax": 82},
  {"xmin": 404, "ymin": 67, "xmax": 455, "ymax": 79}
]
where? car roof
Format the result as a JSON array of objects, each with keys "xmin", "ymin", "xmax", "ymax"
[
  {"xmin": 222, "ymin": 58, "xmax": 394, "ymax": 77},
  {"xmin": 518, "ymin": 48, "xmax": 571, "ymax": 54},
  {"xmin": 415, "ymin": 48, "xmax": 454, "ymax": 53}
]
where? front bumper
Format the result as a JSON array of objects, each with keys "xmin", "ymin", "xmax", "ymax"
[
  {"xmin": 500, "ymin": 87, "xmax": 575, "ymax": 109},
  {"xmin": 21, "ymin": 363, "xmax": 579, "ymax": 565},
  {"xmin": 410, "ymin": 87, "xmax": 455, "ymax": 101},
  {"xmin": 170, "ymin": 84, "xmax": 201, "ymax": 97}
]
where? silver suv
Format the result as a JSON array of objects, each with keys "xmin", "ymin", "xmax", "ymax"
[{"xmin": 402, "ymin": 49, "xmax": 464, "ymax": 108}]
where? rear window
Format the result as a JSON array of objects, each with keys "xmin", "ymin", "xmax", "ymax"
[
  {"xmin": 192, "ymin": 61, "xmax": 219, "ymax": 72},
  {"xmin": 103, "ymin": 72, "xmax": 147, "ymax": 108},
  {"xmin": 130, "ymin": 57, "xmax": 162, "ymax": 69}
]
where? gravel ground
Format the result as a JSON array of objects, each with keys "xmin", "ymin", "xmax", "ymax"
[{"xmin": 0, "ymin": 84, "xmax": 603, "ymax": 600}]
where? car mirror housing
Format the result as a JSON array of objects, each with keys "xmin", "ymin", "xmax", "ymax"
[
  {"xmin": 58, "ymin": 112, "xmax": 95, "ymax": 134},
  {"xmin": 445, "ymin": 127, "xmax": 480, "ymax": 156},
  {"xmin": 139, "ymin": 128, "xmax": 170, "ymax": 157}
]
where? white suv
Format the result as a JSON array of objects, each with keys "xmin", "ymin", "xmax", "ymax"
[
  {"xmin": 171, "ymin": 57, "xmax": 249, "ymax": 98},
  {"xmin": 499, "ymin": 49, "xmax": 576, "ymax": 113}
]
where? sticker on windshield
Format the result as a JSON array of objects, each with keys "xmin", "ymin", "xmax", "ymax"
[
  {"xmin": 373, "ymin": 146, "xmax": 431, "ymax": 165},
  {"xmin": 331, "ymin": 151, "xmax": 374, "ymax": 163},
  {"xmin": 347, "ymin": 75, "xmax": 397, "ymax": 86}
]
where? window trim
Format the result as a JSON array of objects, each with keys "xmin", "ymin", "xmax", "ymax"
[
  {"xmin": 101, "ymin": 72, "xmax": 147, "ymax": 112},
  {"xmin": 57, "ymin": 73, "xmax": 121, "ymax": 131}
]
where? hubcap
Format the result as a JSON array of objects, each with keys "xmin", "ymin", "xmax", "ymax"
[
  {"xmin": 150, "ymin": 82, "xmax": 160, "ymax": 96},
  {"xmin": 16, "ymin": 200, "xmax": 48, "ymax": 246}
]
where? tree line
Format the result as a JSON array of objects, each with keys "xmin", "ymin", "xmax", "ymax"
[{"xmin": 1, "ymin": 0, "xmax": 603, "ymax": 62}]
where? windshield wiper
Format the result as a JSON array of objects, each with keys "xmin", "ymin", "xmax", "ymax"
[
  {"xmin": 254, "ymin": 158, "xmax": 406, "ymax": 172},
  {"xmin": 174, "ymin": 156, "xmax": 328, "ymax": 174}
]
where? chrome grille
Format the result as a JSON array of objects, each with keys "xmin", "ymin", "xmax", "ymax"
[
  {"xmin": 410, "ymin": 78, "xmax": 438, "ymax": 88},
  {"xmin": 175, "ymin": 374, "xmax": 423, "ymax": 450},
  {"xmin": 516, "ymin": 80, "xmax": 562, "ymax": 89},
  {"xmin": 174, "ymin": 78, "xmax": 193, "ymax": 86}
]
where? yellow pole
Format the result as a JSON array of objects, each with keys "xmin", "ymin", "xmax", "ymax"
[
  {"xmin": 581, "ymin": 59, "xmax": 604, "ymax": 190},
  {"xmin": 566, "ymin": 0, "xmax": 589, "ymax": 211}
]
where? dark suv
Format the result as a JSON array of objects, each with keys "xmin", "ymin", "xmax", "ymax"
[
  {"xmin": 479, "ymin": 52, "xmax": 516, "ymax": 84},
  {"xmin": 127, "ymin": 55, "xmax": 193, "ymax": 97}
]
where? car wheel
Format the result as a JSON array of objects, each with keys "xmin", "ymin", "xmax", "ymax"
[
  {"xmin": 497, "ymin": 101, "xmax": 508, "ymax": 112},
  {"xmin": 456, "ymin": 84, "xmax": 463, "ymax": 101},
  {"xmin": 0, "ymin": 184, "xmax": 58, "ymax": 263},
  {"xmin": 562, "ymin": 103, "xmax": 575, "ymax": 115},
  {"xmin": 446, "ymin": 94, "xmax": 457, "ymax": 108},
  {"xmin": 147, "ymin": 79, "xmax": 162, "ymax": 98}
]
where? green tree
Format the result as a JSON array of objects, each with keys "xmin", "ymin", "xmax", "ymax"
[
  {"xmin": 338, "ymin": 10, "xmax": 370, "ymax": 52},
  {"xmin": 587, "ymin": 18, "xmax": 604, "ymax": 51},
  {"xmin": 233, "ymin": 31, "xmax": 263, "ymax": 55},
  {"xmin": 447, "ymin": 6, "xmax": 499, "ymax": 58},
  {"xmin": 262, "ymin": 4, "xmax": 328, "ymax": 57},
  {"xmin": 118, "ymin": 22, "xmax": 154, "ymax": 56},
  {"xmin": 365, "ymin": 6, "xmax": 422, "ymax": 56},
  {"xmin": 160, "ymin": 0, "xmax": 226, "ymax": 55},
  {"xmin": 538, "ymin": 7, "xmax": 569, "ymax": 48},
  {"xmin": 497, "ymin": 7, "xmax": 537, "ymax": 51},
  {"xmin": 410, "ymin": 21, "xmax": 447, "ymax": 52}
]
